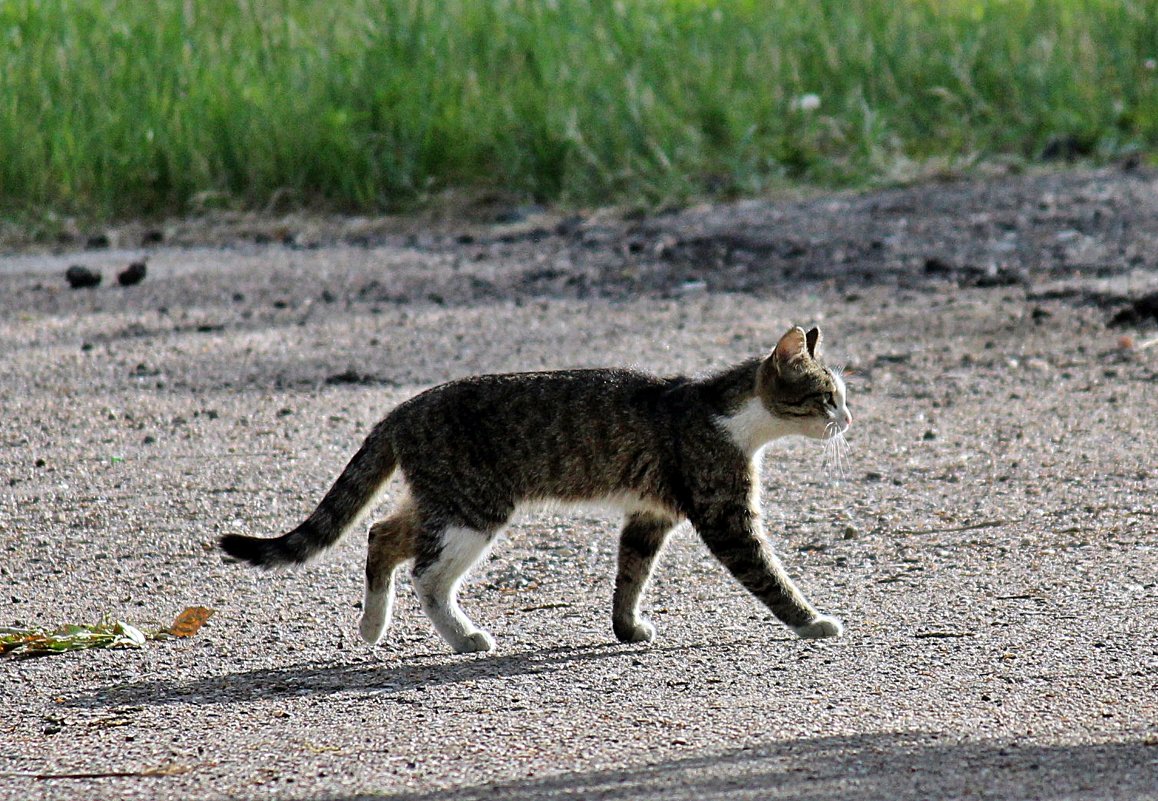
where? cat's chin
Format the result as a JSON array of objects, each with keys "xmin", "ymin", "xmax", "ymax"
[{"xmin": 804, "ymin": 428, "xmax": 842, "ymax": 441}]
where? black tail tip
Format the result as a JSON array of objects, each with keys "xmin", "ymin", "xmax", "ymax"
[{"xmin": 219, "ymin": 533, "xmax": 280, "ymax": 568}]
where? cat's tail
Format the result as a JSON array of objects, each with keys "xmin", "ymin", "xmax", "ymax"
[{"xmin": 220, "ymin": 420, "xmax": 397, "ymax": 568}]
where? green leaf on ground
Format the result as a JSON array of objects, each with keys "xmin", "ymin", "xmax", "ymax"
[
  {"xmin": 1, "ymin": 606, "xmax": 214, "ymax": 658},
  {"xmin": 1, "ymin": 618, "xmax": 145, "ymax": 657}
]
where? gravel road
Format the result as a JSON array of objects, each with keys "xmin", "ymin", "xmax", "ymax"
[{"xmin": 1, "ymin": 167, "xmax": 1156, "ymax": 800}]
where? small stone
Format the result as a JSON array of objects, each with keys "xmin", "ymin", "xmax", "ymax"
[
  {"xmin": 923, "ymin": 256, "xmax": 954, "ymax": 276},
  {"xmin": 117, "ymin": 261, "xmax": 147, "ymax": 287},
  {"xmin": 65, "ymin": 265, "xmax": 101, "ymax": 289},
  {"xmin": 842, "ymin": 524, "xmax": 859, "ymax": 540},
  {"xmin": 923, "ymin": 430, "xmax": 938, "ymax": 441}
]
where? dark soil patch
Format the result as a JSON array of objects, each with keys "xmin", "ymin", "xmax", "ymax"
[{"xmin": 1108, "ymin": 291, "xmax": 1158, "ymax": 327}]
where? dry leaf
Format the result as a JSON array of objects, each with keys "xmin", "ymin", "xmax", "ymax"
[{"xmin": 166, "ymin": 606, "xmax": 215, "ymax": 638}]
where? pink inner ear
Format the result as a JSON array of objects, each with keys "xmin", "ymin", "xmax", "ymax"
[{"xmin": 774, "ymin": 327, "xmax": 808, "ymax": 365}]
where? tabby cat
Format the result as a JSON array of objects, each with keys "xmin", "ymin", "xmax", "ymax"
[{"xmin": 221, "ymin": 325, "xmax": 852, "ymax": 653}]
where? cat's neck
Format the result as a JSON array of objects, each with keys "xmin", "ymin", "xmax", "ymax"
[
  {"xmin": 702, "ymin": 358, "xmax": 797, "ymax": 457},
  {"xmin": 699, "ymin": 357, "xmax": 764, "ymax": 410},
  {"xmin": 717, "ymin": 396, "xmax": 800, "ymax": 457}
]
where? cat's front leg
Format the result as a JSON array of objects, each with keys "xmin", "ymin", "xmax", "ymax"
[
  {"xmin": 690, "ymin": 503, "xmax": 843, "ymax": 640},
  {"xmin": 612, "ymin": 512, "xmax": 676, "ymax": 643}
]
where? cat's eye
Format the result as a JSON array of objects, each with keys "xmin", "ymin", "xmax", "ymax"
[{"xmin": 825, "ymin": 392, "xmax": 836, "ymax": 405}]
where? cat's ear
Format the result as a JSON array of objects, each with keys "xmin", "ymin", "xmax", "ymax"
[
  {"xmin": 805, "ymin": 326, "xmax": 821, "ymax": 359},
  {"xmin": 772, "ymin": 326, "xmax": 809, "ymax": 372}
]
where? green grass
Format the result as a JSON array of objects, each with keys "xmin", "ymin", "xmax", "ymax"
[{"xmin": 1, "ymin": 0, "xmax": 1156, "ymax": 220}]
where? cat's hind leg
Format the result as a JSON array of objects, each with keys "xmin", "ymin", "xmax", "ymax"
[
  {"xmin": 613, "ymin": 512, "xmax": 676, "ymax": 643},
  {"xmin": 412, "ymin": 525, "xmax": 498, "ymax": 654},
  {"xmin": 359, "ymin": 504, "xmax": 420, "ymax": 645}
]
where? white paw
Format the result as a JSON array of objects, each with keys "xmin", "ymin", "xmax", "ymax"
[
  {"xmin": 454, "ymin": 630, "xmax": 496, "ymax": 654},
  {"xmin": 614, "ymin": 617, "xmax": 656, "ymax": 644},
  {"xmin": 793, "ymin": 614, "xmax": 844, "ymax": 640},
  {"xmin": 358, "ymin": 612, "xmax": 386, "ymax": 645}
]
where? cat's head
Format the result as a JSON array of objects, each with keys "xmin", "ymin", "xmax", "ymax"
[{"xmin": 757, "ymin": 326, "xmax": 852, "ymax": 440}]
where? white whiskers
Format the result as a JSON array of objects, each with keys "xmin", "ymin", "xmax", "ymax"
[{"xmin": 822, "ymin": 422, "xmax": 852, "ymax": 476}]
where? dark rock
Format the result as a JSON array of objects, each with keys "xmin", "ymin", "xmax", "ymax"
[
  {"xmin": 1040, "ymin": 135, "xmax": 1094, "ymax": 162},
  {"xmin": 554, "ymin": 216, "xmax": 584, "ymax": 237},
  {"xmin": 325, "ymin": 369, "xmax": 386, "ymax": 386},
  {"xmin": 85, "ymin": 233, "xmax": 111, "ymax": 249},
  {"xmin": 1120, "ymin": 153, "xmax": 1142, "ymax": 172},
  {"xmin": 1108, "ymin": 291, "xmax": 1158, "ymax": 328},
  {"xmin": 117, "ymin": 261, "xmax": 147, "ymax": 287},
  {"xmin": 923, "ymin": 257, "xmax": 955, "ymax": 276},
  {"xmin": 132, "ymin": 363, "xmax": 161, "ymax": 377},
  {"xmin": 141, "ymin": 230, "xmax": 164, "ymax": 246},
  {"xmin": 65, "ymin": 265, "xmax": 101, "ymax": 289}
]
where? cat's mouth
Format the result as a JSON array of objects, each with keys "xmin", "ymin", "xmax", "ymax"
[{"xmin": 822, "ymin": 416, "xmax": 851, "ymax": 439}]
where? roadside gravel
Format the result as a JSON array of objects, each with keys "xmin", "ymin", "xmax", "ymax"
[{"xmin": 1, "ymin": 167, "xmax": 1155, "ymax": 800}]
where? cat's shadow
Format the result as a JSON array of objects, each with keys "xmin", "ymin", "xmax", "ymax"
[{"xmin": 63, "ymin": 640, "xmax": 725, "ymax": 710}]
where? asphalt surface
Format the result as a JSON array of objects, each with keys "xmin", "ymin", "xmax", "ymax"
[{"xmin": 1, "ymin": 167, "xmax": 1156, "ymax": 800}]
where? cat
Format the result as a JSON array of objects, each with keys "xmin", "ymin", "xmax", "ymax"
[{"xmin": 220, "ymin": 325, "xmax": 852, "ymax": 653}]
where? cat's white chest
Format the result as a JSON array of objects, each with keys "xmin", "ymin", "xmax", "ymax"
[{"xmin": 717, "ymin": 397, "xmax": 794, "ymax": 457}]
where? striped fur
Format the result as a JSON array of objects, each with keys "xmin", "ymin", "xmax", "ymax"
[{"xmin": 220, "ymin": 326, "xmax": 852, "ymax": 653}]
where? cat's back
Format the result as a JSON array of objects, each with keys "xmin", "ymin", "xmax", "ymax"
[
  {"xmin": 385, "ymin": 367, "xmax": 693, "ymax": 503},
  {"xmin": 390, "ymin": 366, "xmax": 678, "ymax": 435}
]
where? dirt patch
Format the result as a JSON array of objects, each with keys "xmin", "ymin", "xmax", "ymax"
[{"xmin": 1, "ymin": 166, "xmax": 1156, "ymax": 801}]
